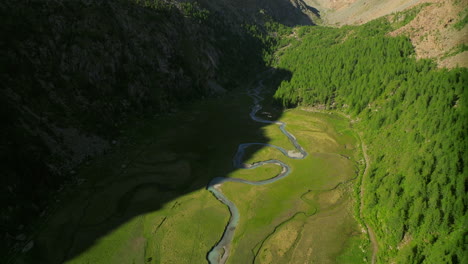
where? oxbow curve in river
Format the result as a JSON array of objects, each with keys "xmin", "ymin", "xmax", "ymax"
[{"xmin": 206, "ymin": 81, "xmax": 308, "ymax": 264}]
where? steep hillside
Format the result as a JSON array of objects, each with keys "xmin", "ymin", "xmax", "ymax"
[
  {"xmin": 193, "ymin": 0, "xmax": 320, "ymax": 26},
  {"xmin": 303, "ymin": 0, "xmax": 468, "ymax": 68},
  {"xmin": 1, "ymin": 0, "xmax": 326, "ymax": 259},
  {"xmin": 0, "ymin": 0, "xmax": 267, "ymax": 256},
  {"xmin": 305, "ymin": 0, "xmax": 425, "ymax": 25},
  {"xmin": 273, "ymin": 10, "xmax": 467, "ymax": 263},
  {"xmin": 389, "ymin": 0, "xmax": 468, "ymax": 68}
]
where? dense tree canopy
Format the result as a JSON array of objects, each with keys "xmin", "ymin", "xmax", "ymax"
[{"xmin": 273, "ymin": 14, "xmax": 467, "ymax": 264}]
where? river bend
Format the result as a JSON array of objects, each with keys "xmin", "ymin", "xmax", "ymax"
[{"xmin": 206, "ymin": 81, "xmax": 308, "ymax": 264}]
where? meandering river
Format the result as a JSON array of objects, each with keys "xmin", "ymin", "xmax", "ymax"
[{"xmin": 206, "ymin": 81, "xmax": 308, "ymax": 264}]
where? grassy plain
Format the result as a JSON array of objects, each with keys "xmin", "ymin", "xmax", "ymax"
[
  {"xmin": 26, "ymin": 86, "xmax": 370, "ymax": 264},
  {"xmin": 222, "ymin": 109, "xmax": 370, "ymax": 264},
  {"xmin": 27, "ymin": 89, "xmax": 263, "ymax": 264}
]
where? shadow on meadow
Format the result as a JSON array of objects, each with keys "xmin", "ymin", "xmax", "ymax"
[
  {"xmin": 1, "ymin": 0, "xmax": 305, "ymax": 262},
  {"xmin": 23, "ymin": 68, "xmax": 292, "ymax": 263}
]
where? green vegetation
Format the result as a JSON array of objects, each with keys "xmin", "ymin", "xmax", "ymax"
[
  {"xmin": 221, "ymin": 108, "xmax": 367, "ymax": 264},
  {"xmin": 7, "ymin": 1, "xmax": 466, "ymax": 263},
  {"xmin": 16, "ymin": 89, "xmax": 259, "ymax": 263},
  {"xmin": 389, "ymin": 3, "xmax": 431, "ymax": 30},
  {"xmin": 442, "ymin": 43, "xmax": 468, "ymax": 59},
  {"xmin": 19, "ymin": 83, "xmax": 366, "ymax": 263},
  {"xmin": 273, "ymin": 8, "xmax": 467, "ymax": 264},
  {"xmin": 453, "ymin": 7, "xmax": 468, "ymax": 30}
]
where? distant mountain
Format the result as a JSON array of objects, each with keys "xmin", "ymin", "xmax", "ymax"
[{"xmin": 192, "ymin": 0, "xmax": 321, "ymax": 26}]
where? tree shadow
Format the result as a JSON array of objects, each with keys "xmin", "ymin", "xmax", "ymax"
[
  {"xmin": 260, "ymin": 0, "xmax": 322, "ymax": 26},
  {"xmin": 259, "ymin": 0, "xmax": 321, "ymax": 26},
  {"xmin": 307, "ymin": 6, "xmax": 321, "ymax": 19}
]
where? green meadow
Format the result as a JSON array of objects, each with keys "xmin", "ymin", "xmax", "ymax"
[
  {"xmin": 27, "ymin": 82, "xmax": 369, "ymax": 264},
  {"xmin": 222, "ymin": 109, "xmax": 370, "ymax": 264}
]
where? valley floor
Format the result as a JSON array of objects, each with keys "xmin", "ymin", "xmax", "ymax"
[{"xmin": 19, "ymin": 79, "xmax": 372, "ymax": 264}]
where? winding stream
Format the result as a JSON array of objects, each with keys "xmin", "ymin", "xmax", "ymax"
[{"xmin": 206, "ymin": 81, "xmax": 308, "ymax": 264}]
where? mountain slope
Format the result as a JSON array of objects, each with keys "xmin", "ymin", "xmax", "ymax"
[
  {"xmin": 303, "ymin": 0, "xmax": 468, "ymax": 68},
  {"xmin": 193, "ymin": 0, "xmax": 320, "ymax": 26},
  {"xmin": 389, "ymin": 0, "xmax": 468, "ymax": 68},
  {"xmin": 305, "ymin": 0, "xmax": 425, "ymax": 25},
  {"xmin": 0, "ymin": 0, "xmax": 267, "ymax": 257},
  {"xmin": 2, "ymin": 0, "xmax": 325, "ymax": 260},
  {"xmin": 272, "ymin": 10, "xmax": 467, "ymax": 263}
]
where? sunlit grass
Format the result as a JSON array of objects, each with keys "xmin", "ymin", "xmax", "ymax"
[
  {"xmin": 221, "ymin": 109, "xmax": 367, "ymax": 264},
  {"xmin": 37, "ymin": 91, "xmax": 368, "ymax": 264}
]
